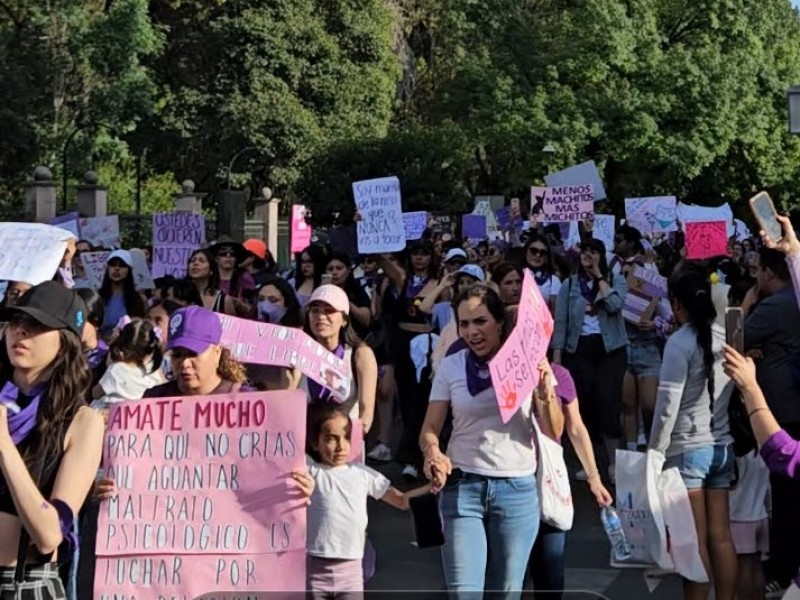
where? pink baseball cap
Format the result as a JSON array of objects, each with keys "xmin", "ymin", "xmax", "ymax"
[{"xmin": 308, "ymin": 284, "xmax": 350, "ymax": 315}]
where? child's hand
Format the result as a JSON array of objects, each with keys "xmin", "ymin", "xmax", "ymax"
[
  {"xmin": 291, "ymin": 470, "xmax": 315, "ymax": 505},
  {"xmin": 94, "ymin": 477, "xmax": 117, "ymax": 501}
]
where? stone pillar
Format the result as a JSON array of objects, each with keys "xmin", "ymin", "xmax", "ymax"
[
  {"xmin": 75, "ymin": 170, "xmax": 108, "ymax": 217},
  {"xmin": 174, "ymin": 180, "xmax": 205, "ymax": 214},
  {"xmin": 267, "ymin": 194, "xmax": 281, "ymax": 259},
  {"xmin": 217, "ymin": 189, "xmax": 248, "ymax": 242},
  {"xmin": 25, "ymin": 166, "xmax": 57, "ymax": 223}
]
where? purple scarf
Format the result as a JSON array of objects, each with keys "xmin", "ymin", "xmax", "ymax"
[
  {"xmin": 465, "ymin": 350, "xmax": 493, "ymax": 396},
  {"xmin": 532, "ymin": 269, "xmax": 551, "ymax": 287},
  {"xmin": 406, "ymin": 275, "xmax": 429, "ymax": 299},
  {"xmin": 308, "ymin": 344, "xmax": 346, "ymax": 404},
  {"xmin": 85, "ymin": 340, "xmax": 109, "ymax": 370},
  {"xmin": 0, "ymin": 380, "xmax": 43, "ymax": 445},
  {"xmin": 578, "ymin": 272, "xmax": 600, "ymax": 304}
]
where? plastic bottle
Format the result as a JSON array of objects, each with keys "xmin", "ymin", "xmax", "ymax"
[{"xmin": 600, "ymin": 506, "xmax": 631, "ymax": 561}]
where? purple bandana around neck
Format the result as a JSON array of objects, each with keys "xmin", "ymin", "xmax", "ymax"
[
  {"xmin": 0, "ymin": 380, "xmax": 44, "ymax": 446},
  {"xmin": 578, "ymin": 272, "xmax": 600, "ymax": 304},
  {"xmin": 465, "ymin": 350, "xmax": 493, "ymax": 396},
  {"xmin": 532, "ymin": 269, "xmax": 550, "ymax": 287},
  {"xmin": 406, "ymin": 275, "xmax": 429, "ymax": 299},
  {"xmin": 85, "ymin": 340, "xmax": 109, "ymax": 370},
  {"xmin": 308, "ymin": 344, "xmax": 346, "ymax": 404}
]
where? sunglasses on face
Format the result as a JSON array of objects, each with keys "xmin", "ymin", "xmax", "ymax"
[
  {"xmin": 217, "ymin": 249, "xmax": 236, "ymax": 258},
  {"xmin": 528, "ymin": 247, "xmax": 547, "ymax": 258}
]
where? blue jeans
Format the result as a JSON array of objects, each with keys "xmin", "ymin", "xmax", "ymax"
[
  {"xmin": 528, "ymin": 522, "xmax": 566, "ymax": 599},
  {"xmin": 664, "ymin": 444, "xmax": 735, "ymax": 490},
  {"xmin": 439, "ymin": 472, "xmax": 539, "ymax": 597}
]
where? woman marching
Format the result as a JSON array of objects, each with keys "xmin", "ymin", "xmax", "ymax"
[{"xmin": 0, "ymin": 281, "xmax": 104, "ymax": 599}]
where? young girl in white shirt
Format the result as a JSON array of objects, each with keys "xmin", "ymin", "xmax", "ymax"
[
  {"xmin": 306, "ymin": 407, "xmax": 415, "ymax": 596},
  {"xmin": 91, "ymin": 317, "xmax": 165, "ymax": 409}
]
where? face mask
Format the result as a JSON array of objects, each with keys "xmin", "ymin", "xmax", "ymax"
[{"xmin": 258, "ymin": 299, "xmax": 287, "ymax": 324}]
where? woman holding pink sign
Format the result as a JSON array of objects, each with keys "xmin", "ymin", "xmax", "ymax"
[{"xmin": 420, "ymin": 283, "xmax": 539, "ymax": 596}]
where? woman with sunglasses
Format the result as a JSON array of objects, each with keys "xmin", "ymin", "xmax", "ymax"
[
  {"xmin": 552, "ymin": 238, "xmax": 628, "ymax": 483},
  {"xmin": 98, "ymin": 250, "xmax": 147, "ymax": 339},
  {"xmin": 210, "ymin": 241, "xmax": 256, "ymax": 312},
  {"xmin": 0, "ymin": 282, "xmax": 104, "ymax": 599},
  {"xmin": 524, "ymin": 235, "xmax": 561, "ymax": 314}
]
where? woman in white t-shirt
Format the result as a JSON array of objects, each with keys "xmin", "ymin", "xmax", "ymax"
[
  {"xmin": 524, "ymin": 234, "xmax": 561, "ymax": 314},
  {"xmin": 419, "ymin": 283, "xmax": 539, "ymax": 595},
  {"xmin": 91, "ymin": 318, "xmax": 165, "ymax": 409}
]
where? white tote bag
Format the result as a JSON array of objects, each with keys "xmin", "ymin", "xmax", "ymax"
[{"xmin": 531, "ymin": 412, "xmax": 574, "ymax": 530}]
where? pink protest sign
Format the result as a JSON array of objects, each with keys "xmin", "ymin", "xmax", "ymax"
[
  {"xmin": 218, "ymin": 314, "xmax": 352, "ymax": 402},
  {"xmin": 489, "ymin": 270, "xmax": 554, "ymax": 422},
  {"xmin": 152, "ymin": 212, "xmax": 206, "ymax": 278},
  {"xmin": 685, "ymin": 221, "xmax": 728, "ymax": 260},
  {"xmin": 530, "ymin": 185, "xmax": 594, "ymax": 223},
  {"xmin": 94, "ymin": 391, "xmax": 307, "ymax": 597},
  {"xmin": 291, "ymin": 204, "xmax": 312, "ymax": 253}
]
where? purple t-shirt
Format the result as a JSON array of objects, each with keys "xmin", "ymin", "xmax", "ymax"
[
  {"xmin": 533, "ymin": 364, "xmax": 577, "ymax": 444},
  {"xmin": 219, "ymin": 271, "xmax": 256, "ymax": 300}
]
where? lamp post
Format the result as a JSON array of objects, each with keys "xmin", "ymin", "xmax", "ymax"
[
  {"xmin": 542, "ymin": 142, "xmax": 557, "ymax": 175},
  {"xmin": 226, "ymin": 146, "xmax": 262, "ymax": 190},
  {"xmin": 789, "ymin": 87, "xmax": 800, "ymax": 134}
]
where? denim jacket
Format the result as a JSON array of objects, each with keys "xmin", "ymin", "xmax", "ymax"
[{"xmin": 552, "ymin": 273, "xmax": 628, "ymax": 354}]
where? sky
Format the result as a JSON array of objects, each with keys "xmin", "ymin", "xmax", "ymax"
[{"xmin": 794, "ymin": 0, "xmax": 800, "ymax": 9}]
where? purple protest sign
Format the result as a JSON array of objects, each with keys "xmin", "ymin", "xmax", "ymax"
[
  {"xmin": 151, "ymin": 212, "xmax": 206, "ymax": 278},
  {"xmin": 462, "ymin": 214, "xmax": 487, "ymax": 240}
]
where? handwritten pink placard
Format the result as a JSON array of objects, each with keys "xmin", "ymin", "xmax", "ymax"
[
  {"xmin": 291, "ymin": 205, "xmax": 312, "ymax": 253},
  {"xmin": 489, "ymin": 269, "xmax": 555, "ymax": 423},
  {"xmin": 217, "ymin": 314, "xmax": 352, "ymax": 402},
  {"xmin": 95, "ymin": 391, "xmax": 307, "ymax": 597},
  {"xmin": 685, "ymin": 220, "xmax": 728, "ymax": 260}
]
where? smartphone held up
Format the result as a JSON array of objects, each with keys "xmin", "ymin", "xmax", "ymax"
[{"xmin": 748, "ymin": 191, "xmax": 782, "ymax": 242}]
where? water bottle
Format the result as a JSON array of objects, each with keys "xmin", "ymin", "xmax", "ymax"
[{"xmin": 600, "ymin": 506, "xmax": 631, "ymax": 561}]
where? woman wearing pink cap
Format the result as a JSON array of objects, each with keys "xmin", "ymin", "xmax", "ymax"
[{"xmin": 302, "ymin": 285, "xmax": 378, "ymax": 434}]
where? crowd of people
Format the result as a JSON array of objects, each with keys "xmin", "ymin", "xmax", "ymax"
[{"xmin": 0, "ymin": 208, "xmax": 800, "ymax": 600}]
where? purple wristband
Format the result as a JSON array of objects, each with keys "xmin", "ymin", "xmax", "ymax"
[{"xmin": 51, "ymin": 498, "xmax": 77, "ymax": 556}]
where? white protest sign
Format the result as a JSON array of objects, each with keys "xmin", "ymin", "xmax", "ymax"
[
  {"xmin": 531, "ymin": 185, "xmax": 594, "ymax": 223},
  {"xmin": 472, "ymin": 200, "xmax": 501, "ymax": 240},
  {"xmin": 80, "ymin": 215, "xmax": 120, "ymax": 248},
  {"xmin": 677, "ymin": 202, "xmax": 734, "ymax": 237},
  {"xmin": 593, "ymin": 214, "xmax": 616, "ymax": 250},
  {"xmin": 353, "ymin": 176, "xmax": 405, "ymax": 253},
  {"xmin": 624, "ymin": 197, "xmax": 678, "ymax": 235},
  {"xmin": 129, "ymin": 248, "xmax": 155, "ymax": 290},
  {"xmin": 545, "ymin": 160, "xmax": 607, "ymax": 201},
  {"xmin": 80, "ymin": 251, "xmax": 110, "ymax": 289},
  {"xmin": 51, "ymin": 213, "xmax": 81, "ymax": 240},
  {"xmin": 734, "ymin": 219, "xmax": 751, "ymax": 242},
  {"xmin": 0, "ymin": 223, "xmax": 73, "ymax": 285},
  {"xmin": 402, "ymin": 211, "xmax": 428, "ymax": 241}
]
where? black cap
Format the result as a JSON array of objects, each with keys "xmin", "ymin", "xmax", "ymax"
[{"xmin": 0, "ymin": 281, "xmax": 87, "ymax": 338}]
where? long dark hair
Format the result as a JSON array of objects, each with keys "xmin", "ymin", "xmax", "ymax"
[
  {"xmin": 99, "ymin": 264, "xmax": 146, "ymax": 318},
  {"xmin": 295, "ymin": 245, "xmax": 328, "ymax": 290},
  {"xmin": 76, "ymin": 288, "xmax": 105, "ymax": 331},
  {"xmin": 577, "ymin": 239, "xmax": 610, "ymax": 279},
  {"xmin": 303, "ymin": 305, "xmax": 364, "ymax": 349},
  {"xmin": 187, "ymin": 248, "xmax": 221, "ymax": 294},
  {"xmin": 0, "ymin": 330, "xmax": 91, "ymax": 482},
  {"xmin": 405, "ymin": 242, "xmax": 439, "ymax": 279},
  {"xmin": 108, "ymin": 318, "xmax": 163, "ymax": 373},
  {"xmin": 259, "ymin": 276, "xmax": 303, "ymax": 328},
  {"xmin": 491, "ymin": 262, "xmax": 524, "ymax": 286},
  {"xmin": 327, "ymin": 252, "xmax": 367, "ymax": 303},
  {"xmin": 168, "ymin": 279, "xmax": 203, "ymax": 307},
  {"xmin": 669, "ymin": 264, "xmax": 717, "ymax": 401}
]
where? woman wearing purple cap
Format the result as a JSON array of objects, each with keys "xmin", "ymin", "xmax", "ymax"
[
  {"xmin": 302, "ymin": 285, "xmax": 377, "ymax": 434},
  {"xmin": 0, "ymin": 281, "xmax": 104, "ymax": 598}
]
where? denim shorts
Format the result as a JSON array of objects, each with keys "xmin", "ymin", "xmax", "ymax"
[
  {"xmin": 626, "ymin": 340, "xmax": 661, "ymax": 378},
  {"xmin": 664, "ymin": 444, "xmax": 735, "ymax": 490}
]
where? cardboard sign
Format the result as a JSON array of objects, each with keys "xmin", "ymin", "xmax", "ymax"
[
  {"xmin": 151, "ymin": 213, "xmax": 206, "ymax": 278},
  {"xmin": 402, "ymin": 211, "xmax": 428, "ymax": 241},
  {"xmin": 353, "ymin": 176, "xmax": 405, "ymax": 253},
  {"xmin": 592, "ymin": 214, "xmax": 616, "ymax": 250},
  {"xmin": 129, "ymin": 248, "xmax": 155, "ymax": 290},
  {"xmin": 531, "ymin": 185, "xmax": 594, "ymax": 223},
  {"xmin": 80, "ymin": 251, "xmax": 110, "ymax": 289},
  {"xmin": 218, "ymin": 314, "xmax": 353, "ymax": 402},
  {"xmin": 623, "ymin": 265, "xmax": 667, "ymax": 325},
  {"xmin": 685, "ymin": 221, "xmax": 728, "ymax": 260},
  {"xmin": 545, "ymin": 160, "xmax": 607, "ymax": 202},
  {"xmin": 624, "ymin": 197, "xmax": 678, "ymax": 235},
  {"xmin": 80, "ymin": 215, "xmax": 121, "ymax": 249},
  {"xmin": 290, "ymin": 204, "xmax": 312, "ymax": 253},
  {"xmin": 430, "ymin": 215, "xmax": 455, "ymax": 237},
  {"xmin": 489, "ymin": 269, "xmax": 554, "ymax": 423},
  {"xmin": 51, "ymin": 212, "xmax": 81, "ymax": 240},
  {"xmin": 472, "ymin": 200, "xmax": 501, "ymax": 240},
  {"xmin": 0, "ymin": 223, "xmax": 73, "ymax": 285},
  {"xmin": 94, "ymin": 391, "xmax": 307, "ymax": 597}
]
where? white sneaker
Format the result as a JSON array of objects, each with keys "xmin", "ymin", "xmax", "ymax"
[
  {"xmin": 574, "ymin": 469, "xmax": 589, "ymax": 481},
  {"xmin": 402, "ymin": 464, "xmax": 419, "ymax": 479},
  {"xmin": 367, "ymin": 443, "xmax": 392, "ymax": 462}
]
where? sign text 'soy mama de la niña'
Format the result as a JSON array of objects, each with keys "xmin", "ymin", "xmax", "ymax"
[{"xmin": 94, "ymin": 391, "xmax": 308, "ymax": 599}]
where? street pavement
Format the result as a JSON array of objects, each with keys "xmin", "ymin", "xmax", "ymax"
[{"xmin": 365, "ymin": 460, "xmax": 684, "ymax": 599}]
